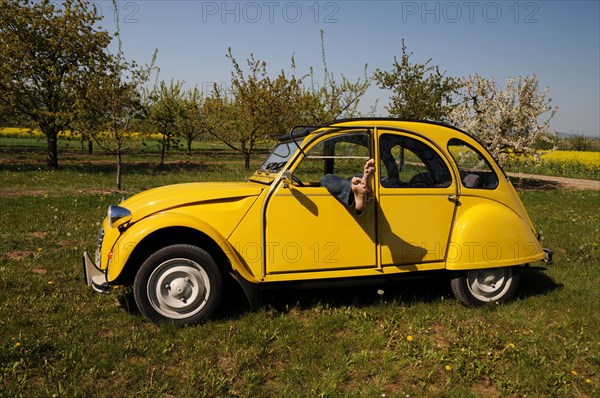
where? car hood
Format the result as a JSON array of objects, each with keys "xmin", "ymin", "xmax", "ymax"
[{"xmin": 119, "ymin": 182, "xmax": 263, "ymax": 224}]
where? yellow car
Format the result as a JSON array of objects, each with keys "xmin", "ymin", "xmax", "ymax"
[{"xmin": 83, "ymin": 119, "xmax": 553, "ymax": 325}]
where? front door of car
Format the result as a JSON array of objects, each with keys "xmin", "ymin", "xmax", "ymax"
[
  {"xmin": 376, "ymin": 131, "xmax": 458, "ymax": 268},
  {"xmin": 264, "ymin": 132, "xmax": 377, "ymax": 274}
]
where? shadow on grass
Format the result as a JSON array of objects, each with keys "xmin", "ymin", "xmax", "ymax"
[
  {"xmin": 220, "ymin": 275, "xmax": 456, "ymax": 320},
  {"xmin": 116, "ymin": 288, "xmax": 141, "ymax": 317},
  {"xmin": 516, "ymin": 267, "xmax": 563, "ymax": 300},
  {"xmin": 511, "ymin": 178, "xmax": 561, "ymax": 191},
  {"xmin": 114, "ymin": 270, "xmax": 563, "ymax": 323},
  {"xmin": 0, "ymin": 160, "xmax": 224, "ymax": 174},
  {"xmin": 230, "ymin": 269, "xmax": 563, "ymax": 318}
]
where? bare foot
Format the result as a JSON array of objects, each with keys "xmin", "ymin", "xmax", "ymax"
[{"xmin": 352, "ymin": 159, "xmax": 375, "ymax": 212}]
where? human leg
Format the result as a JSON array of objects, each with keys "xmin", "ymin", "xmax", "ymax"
[{"xmin": 351, "ymin": 159, "xmax": 375, "ymax": 212}]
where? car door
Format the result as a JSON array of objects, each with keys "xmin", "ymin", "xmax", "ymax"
[
  {"xmin": 376, "ymin": 130, "xmax": 458, "ymax": 269},
  {"xmin": 264, "ymin": 131, "xmax": 377, "ymax": 274}
]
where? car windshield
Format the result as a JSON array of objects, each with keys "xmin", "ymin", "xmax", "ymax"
[
  {"xmin": 260, "ymin": 140, "xmax": 300, "ymax": 172},
  {"xmin": 250, "ymin": 140, "xmax": 301, "ymax": 183}
]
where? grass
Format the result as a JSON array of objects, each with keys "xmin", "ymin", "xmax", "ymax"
[
  {"xmin": 1, "ymin": 138, "xmax": 599, "ymax": 397},
  {"xmin": 0, "ymin": 137, "xmax": 268, "ymax": 194}
]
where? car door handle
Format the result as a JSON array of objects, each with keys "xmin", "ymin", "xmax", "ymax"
[{"xmin": 448, "ymin": 194, "xmax": 459, "ymax": 203}]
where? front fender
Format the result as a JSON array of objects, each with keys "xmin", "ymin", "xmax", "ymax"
[
  {"xmin": 446, "ymin": 198, "xmax": 546, "ymax": 270},
  {"xmin": 106, "ymin": 211, "xmax": 259, "ymax": 284}
]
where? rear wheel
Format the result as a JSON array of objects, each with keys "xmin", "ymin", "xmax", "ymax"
[
  {"xmin": 451, "ymin": 267, "xmax": 520, "ymax": 306},
  {"xmin": 134, "ymin": 245, "xmax": 223, "ymax": 325}
]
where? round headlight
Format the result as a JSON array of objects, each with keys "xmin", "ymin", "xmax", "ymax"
[{"xmin": 108, "ymin": 205, "xmax": 132, "ymax": 229}]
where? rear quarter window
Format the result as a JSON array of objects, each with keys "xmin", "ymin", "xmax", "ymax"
[{"xmin": 448, "ymin": 138, "xmax": 499, "ymax": 189}]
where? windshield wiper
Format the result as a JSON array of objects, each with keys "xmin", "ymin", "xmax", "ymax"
[{"xmin": 261, "ymin": 161, "xmax": 286, "ymax": 173}]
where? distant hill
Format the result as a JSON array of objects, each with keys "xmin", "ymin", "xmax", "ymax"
[{"xmin": 556, "ymin": 131, "xmax": 599, "ymax": 139}]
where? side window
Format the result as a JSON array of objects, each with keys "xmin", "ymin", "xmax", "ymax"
[
  {"xmin": 293, "ymin": 133, "xmax": 370, "ymax": 186},
  {"xmin": 448, "ymin": 139, "xmax": 499, "ymax": 189},
  {"xmin": 379, "ymin": 134, "xmax": 452, "ymax": 188}
]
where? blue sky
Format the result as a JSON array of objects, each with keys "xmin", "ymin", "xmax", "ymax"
[{"xmin": 96, "ymin": 0, "xmax": 599, "ymax": 137}]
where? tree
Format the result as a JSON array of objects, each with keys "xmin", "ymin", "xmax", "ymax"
[
  {"xmin": 0, "ymin": 0, "xmax": 111, "ymax": 169},
  {"xmin": 177, "ymin": 87, "xmax": 205, "ymax": 156},
  {"xmin": 75, "ymin": 1, "xmax": 155, "ymax": 190},
  {"xmin": 449, "ymin": 74, "xmax": 557, "ymax": 165},
  {"xmin": 76, "ymin": 47, "xmax": 154, "ymax": 190},
  {"xmin": 374, "ymin": 40, "xmax": 459, "ymax": 122},
  {"xmin": 146, "ymin": 80, "xmax": 186, "ymax": 167},
  {"xmin": 306, "ymin": 30, "xmax": 373, "ymax": 122},
  {"xmin": 0, "ymin": 105, "xmax": 30, "ymax": 128},
  {"xmin": 203, "ymin": 49, "xmax": 311, "ymax": 170}
]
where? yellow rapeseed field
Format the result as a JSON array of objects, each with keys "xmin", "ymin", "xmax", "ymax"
[
  {"xmin": 0, "ymin": 127, "xmax": 47, "ymax": 137},
  {"xmin": 0, "ymin": 127, "xmax": 162, "ymax": 141},
  {"xmin": 531, "ymin": 150, "xmax": 600, "ymax": 179},
  {"xmin": 541, "ymin": 150, "xmax": 600, "ymax": 168}
]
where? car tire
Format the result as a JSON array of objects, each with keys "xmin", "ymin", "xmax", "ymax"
[
  {"xmin": 134, "ymin": 244, "xmax": 223, "ymax": 325},
  {"xmin": 451, "ymin": 267, "xmax": 520, "ymax": 306}
]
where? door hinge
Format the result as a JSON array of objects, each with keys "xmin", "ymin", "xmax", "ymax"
[{"xmin": 448, "ymin": 194, "xmax": 460, "ymax": 203}]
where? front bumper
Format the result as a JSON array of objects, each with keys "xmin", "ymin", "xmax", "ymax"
[{"xmin": 83, "ymin": 251, "xmax": 110, "ymax": 294}]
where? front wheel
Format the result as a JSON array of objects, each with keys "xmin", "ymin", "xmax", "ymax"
[
  {"xmin": 451, "ymin": 267, "xmax": 520, "ymax": 306},
  {"xmin": 134, "ymin": 245, "xmax": 223, "ymax": 325}
]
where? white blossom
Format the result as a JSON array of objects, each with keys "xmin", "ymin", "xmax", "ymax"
[{"xmin": 450, "ymin": 74, "xmax": 557, "ymax": 165}]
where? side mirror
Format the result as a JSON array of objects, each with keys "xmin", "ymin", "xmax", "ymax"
[{"xmin": 282, "ymin": 170, "xmax": 292, "ymax": 188}]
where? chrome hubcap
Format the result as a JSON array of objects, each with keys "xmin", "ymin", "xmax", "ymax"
[
  {"xmin": 467, "ymin": 268, "xmax": 512, "ymax": 302},
  {"xmin": 147, "ymin": 258, "xmax": 210, "ymax": 319}
]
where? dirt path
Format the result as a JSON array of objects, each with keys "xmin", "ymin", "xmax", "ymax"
[{"xmin": 506, "ymin": 172, "xmax": 600, "ymax": 190}]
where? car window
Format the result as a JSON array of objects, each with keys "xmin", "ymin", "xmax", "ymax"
[
  {"xmin": 379, "ymin": 134, "xmax": 452, "ymax": 188},
  {"xmin": 293, "ymin": 133, "xmax": 371, "ymax": 186},
  {"xmin": 448, "ymin": 138, "xmax": 499, "ymax": 189},
  {"xmin": 258, "ymin": 140, "xmax": 301, "ymax": 173}
]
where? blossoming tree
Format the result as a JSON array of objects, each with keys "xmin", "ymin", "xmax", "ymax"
[{"xmin": 450, "ymin": 74, "xmax": 557, "ymax": 165}]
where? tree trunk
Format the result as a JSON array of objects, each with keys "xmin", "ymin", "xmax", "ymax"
[
  {"xmin": 116, "ymin": 148, "xmax": 122, "ymax": 191},
  {"xmin": 187, "ymin": 138, "xmax": 192, "ymax": 156},
  {"xmin": 160, "ymin": 134, "xmax": 167, "ymax": 167},
  {"xmin": 46, "ymin": 132, "xmax": 59, "ymax": 169},
  {"xmin": 244, "ymin": 152, "xmax": 251, "ymax": 171},
  {"xmin": 88, "ymin": 139, "xmax": 93, "ymax": 155}
]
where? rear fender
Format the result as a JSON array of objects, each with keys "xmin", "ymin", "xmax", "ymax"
[{"xmin": 446, "ymin": 200, "xmax": 545, "ymax": 270}]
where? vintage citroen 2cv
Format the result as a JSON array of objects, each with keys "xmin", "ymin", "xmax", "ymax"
[{"xmin": 84, "ymin": 119, "xmax": 552, "ymax": 325}]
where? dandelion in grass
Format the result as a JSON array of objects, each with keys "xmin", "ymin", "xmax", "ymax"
[
  {"xmin": 445, "ymin": 365, "xmax": 452, "ymax": 371},
  {"xmin": 406, "ymin": 335, "xmax": 413, "ymax": 342},
  {"xmin": 586, "ymin": 379, "xmax": 591, "ymax": 384},
  {"xmin": 508, "ymin": 343, "xmax": 516, "ymax": 349},
  {"xmin": 572, "ymin": 370, "xmax": 578, "ymax": 376},
  {"xmin": 15, "ymin": 342, "xmax": 21, "ymax": 347}
]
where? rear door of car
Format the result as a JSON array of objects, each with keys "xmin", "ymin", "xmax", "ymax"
[{"xmin": 376, "ymin": 129, "xmax": 458, "ymax": 269}]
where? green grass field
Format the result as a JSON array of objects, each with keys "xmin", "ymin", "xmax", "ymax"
[{"xmin": 1, "ymin": 138, "xmax": 599, "ymax": 397}]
